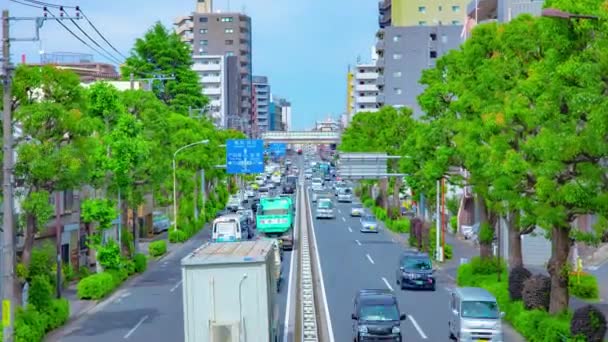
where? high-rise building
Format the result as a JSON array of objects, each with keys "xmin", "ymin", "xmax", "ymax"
[
  {"xmin": 253, "ymin": 75, "xmax": 271, "ymax": 133},
  {"xmin": 352, "ymin": 48, "xmax": 381, "ymax": 117},
  {"xmin": 175, "ymin": 0, "xmax": 253, "ymax": 134},
  {"xmin": 391, "ymin": 0, "xmax": 469, "ymax": 26},
  {"xmin": 269, "ymin": 96, "xmax": 291, "ymax": 131},
  {"xmin": 192, "ymin": 55, "xmax": 226, "ymax": 127},
  {"xmin": 462, "ymin": 0, "xmax": 545, "ymax": 38}
]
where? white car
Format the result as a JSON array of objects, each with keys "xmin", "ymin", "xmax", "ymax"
[
  {"xmin": 271, "ymin": 174, "xmax": 281, "ymax": 184},
  {"xmin": 311, "ymin": 178, "xmax": 323, "ymax": 191},
  {"xmin": 245, "ymin": 189, "xmax": 256, "ymax": 198},
  {"xmin": 255, "ymin": 176, "xmax": 265, "ymax": 186}
]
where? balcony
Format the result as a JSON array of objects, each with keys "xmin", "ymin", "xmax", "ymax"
[
  {"xmin": 203, "ymin": 87, "xmax": 221, "ymax": 96},
  {"xmin": 193, "ymin": 63, "xmax": 221, "ymax": 72},
  {"xmin": 377, "ymin": 75, "xmax": 384, "ymax": 86},
  {"xmin": 175, "ymin": 21, "xmax": 193, "ymax": 35},
  {"xmin": 356, "ymin": 72, "xmax": 379, "ymax": 80},
  {"xmin": 378, "ymin": 0, "xmax": 391, "ymax": 12},
  {"xmin": 355, "ymin": 84, "xmax": 379, "ymax": 92},
  {"xmin": 379, "ymin": 12, "xmax": 391, "ymax": 28},
  {"xmin": 466, "ymin": 0, "xmax": 497, "ymax": 22},
  {"xmin": 356, "ymin": 96, "xmax": 378, "ymax": 104},
  {"xmin": 375, "ymin": 39, "xmax": 384, "ymax": 52},
  {"xmin": 377, "ymin": 94, "xmax": 385, "ymax": 104},
  {"xmin": 201, "ymin": 76, "xmax": 221, "ymax": 84}
]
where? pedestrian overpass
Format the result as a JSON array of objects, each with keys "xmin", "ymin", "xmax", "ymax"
[{"xmin": 261, "ymin": 131, "xmax": 341, "ymax": 144}]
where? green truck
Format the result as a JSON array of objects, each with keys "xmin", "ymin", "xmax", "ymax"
[{"xmin": 256, "ymin": 196, "xmax": 294, "ymax": 250}]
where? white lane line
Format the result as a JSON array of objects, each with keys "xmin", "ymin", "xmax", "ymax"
[
  {"xmin": 341, "ymin": 217, "xmax": 346, "ymax": 222},
  {"xmin": 408, "ymin": 315, "xmax": 428, "ymax": 339},
  {"xmin": 338, "ymin": 209, "xmax": 342, "ymax": 214},
  {"xmin": 447, "ymin": 274, "xmax": 456, "ymax": 281},
  {"xmin": 282, "ymin": 187, "xmax": 299, "ymax": 342},
  {"xmin": 124, "ymin": 315, "xmax": 149, "ymax": 339},
  {"xmin": 355, "ymin": 239, "xmax": 362, "ymax": 246},
  {"xmin": 348, "ymin": 227, "xmax": 352, "ymax": 233},
  {"xmin": 366, "ymin": 254, "xmax": 375, "ymax": 265},
  {"xmin": 170, "ymin": 280, "xmax": 183, "ymax": 293},
  {"xmin": 382, "ymin": 277, "xmax": 393, "ymax": 291},
  {"xmin": 306, "ymin": 185, "xmax": 335, "ymax": 342}
]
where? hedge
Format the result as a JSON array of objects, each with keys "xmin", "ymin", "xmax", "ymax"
[
  {"xmin": 568, "ymin": 273, "xmax": 599, "ymax": 300},
  {"xmin": 11, "ymin": 299, "xmax": 69, "ymax": 342},
  {"xmin": 133, "ymin": 253, "xmax": 148, "ymax": 273},
  {"xmin": 149, "ymin": 240, "xmax": 167, "ymax": 257},
  {"xmin": 457, "ymin": 258, "xmax": 579, "ymax": 341},
  {"xmin": 77, "ymin": 272, "xmax": 116, "ymax": 300}
]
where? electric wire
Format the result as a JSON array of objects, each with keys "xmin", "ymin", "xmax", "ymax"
[
  {"xmin": 9, "ymin": 0, "xmax": 43, "ymax": 9},
  {"xmin": 79, "ymin": 9, "xmax": 128, "ymax": 60},
  {"xmin": 64, "ymin": 10, "xmax": 124, "ymax": 64},
  {"xmin": 22, "ymin": 0, "xmax": 75, "ymax": 9}
]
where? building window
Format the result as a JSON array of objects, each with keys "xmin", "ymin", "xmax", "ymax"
[
  {"xmin": 418, "ymin": 6, "xmax": 426, "ymax": 13},
  {"xmin": 438, "ymin": 5, "xmax": 443, "ymax": 11},
  {"xmin": 442, "ymin": 34, "xmax": 448, "ymax": 43},
  {"xmin": 220, "ymin": 17, "xmax": 234, "ymax": 22},
  {"xmin": 419, "ymin": 21, "xmax": 427, "ymax": 26},
  {"xmin": 393, "ymin": 53, "xmax": 402, "ymax": 60},
  {"xmin": 430, "ymin": 50, "xmax": 438, "ymax": 58},
  {"xmin": 63, "ymin": 190, "xmax": 74, "ymax": 213},
  {"xmin": 200, "ymin": 28, "xmax": 208, "ymax": 34},
  {"xmin": 200, "ymin": 40, "xmax": 208, "ymax": 46},
  {"xmin": 452, "ymin": 5, "xmax": 461, "ymax": 12},
  {"xmin": 226, "ymin": 40, "xmax": 234, "ymax": 45},
  {"xmin": 430, "ymin": 33, "xmax": 437, "ymax": 41},
  {"xmin": 393, "ymin": 35, "xmax": 401, "ymax": 42},
  {"xmin": 199, "ymin": 17, "xmax": 208, "ymax": 23},
  {"xmin": 394, "ymin": 88, "xmax": 402, "ymax": 95},
  {"xmin": 393, "ymin": 71, "xmax": 402, "ymax": 77},
  {"xmin": 225, "ymin": 28, "xmax": 234, "ymax": 33},
  {"xmin": 226, "ymin": 52, "xmax": 234, "ymax": 56},
  {"xmin": 452, "ymin": 20, "xmax": 461, "ymax": 25}
]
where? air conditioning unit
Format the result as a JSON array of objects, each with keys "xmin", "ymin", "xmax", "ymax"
[{"xmin": 210, "ymin": 321, "xmax": 240, "ymax": 342}]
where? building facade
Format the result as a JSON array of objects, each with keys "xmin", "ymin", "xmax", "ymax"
[
  {"xmin": 392, "ymin": 0, "xmax": 469, "ymax": 26},
  {"xmin": 271, "ymin": 96, "xmax": 292, "ymax": 131},
  {"xmin": 466, "ymin": 0, "xmax": 544, "ymax": 25},
  {"xmin": 174, "ymin": 0, "xmax": 253, "ymax": 134},
  {"xmin": 192, "ymin": 55, "xmax": 226, "ymax": 127},
  {"xmin": 253, "ymin": 75, "xmax": 271, "ymax": 133}
]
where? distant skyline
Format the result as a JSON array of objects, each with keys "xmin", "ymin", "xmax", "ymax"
[{"xmin": 6, "ymin": 0, "xmax": 378, "ymax": 130}]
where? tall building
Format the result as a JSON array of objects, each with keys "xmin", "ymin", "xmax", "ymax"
[
  {"xmin": 463, "ymin": 0, "xmax": 544, "ymax": 37},
  {"xmin": 352, "ymin": 48, "xmax": 381, "ymax": 118},
  {"xmin": 272, "ymin": 96, "xmax": 292, "ymax": 131},
  {"xmin": 253, "ymin": 75, "xmax": 271, "ymax": 133},
  {"xmin": 192, "ymin": 55, "xmax": 226, "ymax": 127},
  {"xmin": 175, "ymin": 0, "xmax": 253, "ymax": 134},
  {"xmin": 376, "ymin": 0, "xmax": 468, "ymax": 116}
]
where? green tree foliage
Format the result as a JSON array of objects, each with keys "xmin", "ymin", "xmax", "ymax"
[{"xmin": 120, "ymin": 22, "xmax": 208, "ymax": 114}]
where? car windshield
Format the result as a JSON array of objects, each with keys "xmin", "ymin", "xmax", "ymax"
[
  {"xmin": 402, "ymin": 257, "xmax": 432, "ymax": 270},
  {"xmin": 352, "ymin": 204, "xmax": 363, "ymax": 209},
  {"xmin": 363, "ymin": 216, "xmax": 376, "ymax": 223},
  {"xmin": 359, "ymin": 304, "xmax": 399, "ymax": 322},
  {"xmin": 262, "ymin": 209, "xmax": 289, "ymax": 215},
  {"xmin": 318, "ymin": 201, "xmax": 333, "ymax": 209},
  {"xmin": 340, "ymin": 188, "xmax": 352, "ymax": 194},
  {"xmin": 214, "ymin": 222, "xmax": 237, "ymax": 234},
  {"xmin": 461, "ymin": 301, "xmax": 500, "ymax": 319}
]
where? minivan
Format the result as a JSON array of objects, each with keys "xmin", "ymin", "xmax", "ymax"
[
  {"xmin": 352, "ymin": 289, "xmax": 406, "ymax": 341},
  {"xmin": 212, "ymin": 214, "xmax": 249, "ymax": 242},
  {"xmin": 449, "ymin": 287, "xmax": 504, "ymax": 342}
]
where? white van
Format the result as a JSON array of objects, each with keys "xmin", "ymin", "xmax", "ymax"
[
  {"xmin": 449, "ymin": 287, "xmax": 504, "ymax": 341},
  {"xmin": 212, "ymin": 214, "xmax": 245, "ymax": 242}
]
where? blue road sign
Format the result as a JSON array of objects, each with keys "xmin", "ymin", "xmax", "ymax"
[
  {"xmin": 226, "ymin": 139, "xmax": 264, "ymax": 174},
  {"xmin": 268, "ymin": 143, "xmax": 287, "ymax": 157}
]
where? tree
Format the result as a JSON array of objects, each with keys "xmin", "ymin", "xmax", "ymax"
[{"xmin": 120, "ymin": 22, "xmax": 208, "ymax": 114}]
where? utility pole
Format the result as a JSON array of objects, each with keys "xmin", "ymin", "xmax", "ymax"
[{"xmin": 2, "ymin": 10, "xmax": 16, "ymax": 342}]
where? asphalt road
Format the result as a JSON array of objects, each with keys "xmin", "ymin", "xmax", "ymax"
[
  {"xmin": 307, "ymin": 183, "xmax": 523, "ymax": 342},
  {"xmin": 47, "ymin": 196, "xmax": 295, "ymax": 342}
]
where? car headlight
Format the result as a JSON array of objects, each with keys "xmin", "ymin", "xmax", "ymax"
[
  {"xmin": 391, "ymin": 326, "xmax": 400, "ymax": 334},
  {"xmin": 358, "ymin": 326, "xmax": 368, "ymax": 333}
]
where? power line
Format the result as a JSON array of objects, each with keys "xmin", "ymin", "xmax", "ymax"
[
  {"xmin": 46, "ymin": 9, "xmax": 122, "ymax": 65},
  {"xmin": 79, "ymin": 9, "xmax": 128, "ymax": 60},
  {"xmin": 9, "ymin": 0, "xmax": 43, "ymax": 9},
  {"xmin": 22, "ymin": 0, "xmax": 75, "ymax": 8}
]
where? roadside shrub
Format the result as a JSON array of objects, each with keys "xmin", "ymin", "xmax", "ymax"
[
  {"xmin": 121, "ymin": 229, "xmax": 135, "ymax": 256},
  {"xmin": 169, "ymin": 228, "xmax": 188, "ymax": 243},
  {"xmin": 28, "ymin": 275, "xmax": 53, "ymax": 312},
  {"xmin": 389, "ymin": 219, "xmax": 410, "ymax": 233},
  {"xmin": 27, "ymin": 244, "xmax": 55, "ymax": 282},
  {"xmin": 97, "ymin": 239, "xmax": 122, "ymax": 271},
  {"xmin": 450, "ymin": 216, "xmax": 458, "ymax": 233},
  {"xmin": 570, "ymin": 305, "xmax": 607, "ymax": 342},
  {"xmin": 108, "ymin": 268, "xmax": 129, "ymax": 286},
  {"xmin": 444, "ymin": 243, "xmax": 453, "ymax": 260},
  {"xmin": 133, "ymin": 253, "xmax": 147, "ymax": 273},
  {"xmin": 62, "ymin": 263, "xmax": 75, "ymax": 285},
  {"xmin": 16, "ymin": 263, "xmax": 28, "ymax": 283},
  {"xmin": 522, "ymin": 274, "xmax": 551, "ymax": 311},
  {"xmin": 508, "ymin": 266, "xmax": 532, "ymax": 301},
  {"xmin": 78, "ymin": 265, "xmax": 91, "ymax": 279},
  {"xmin": 470, "ymin": 256, "xmax": 504, "ymax": 275},
  {"xmin": 149, "ymin": 240, "xmax": 167, "ymax": 257},
  {"xmin": 77, "ymin": 272, "xmax": 116, "ymax": 300},
  {"xmin": 569, "ymin": 272, "xmax": 599, "ymax": 300},
  {"xmin": 14, "ymin": 305, "xmax": 47, "ymax": 342},
  {"xmin": 45, "ymin": 298, "xmax": 70, "ymax": 330},
  {"xmin": 122, "ymin": 259, "xmax": 136, "ymax": 276}
]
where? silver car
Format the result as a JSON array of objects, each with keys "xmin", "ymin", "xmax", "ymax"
[
  {"xmin": 350, "ymin": 203, "xmax": 364, "ymax": 217},
  {"xmin": 337, "ymin": 188, "xmax": 353, "ymax": 203},
  {"xmin": 315, "ymin": 199, "xmax": 335, "ymax": 219},
  {"xmin": 360, "ymin": 214, "xmax": 379, "ymax": 233}
]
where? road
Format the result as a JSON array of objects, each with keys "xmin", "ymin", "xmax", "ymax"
[
  {"xmin": 47, "ymin": 195, "xmax": 295, "ymax": 342},
  {"xmin": 306, "ymin": 182, "xmax": 523, "ymax": 342}
]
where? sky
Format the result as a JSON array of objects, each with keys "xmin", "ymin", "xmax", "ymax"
[{"xmin": 6, "ymin": 0, "xmax": 378, "ymax": 130}]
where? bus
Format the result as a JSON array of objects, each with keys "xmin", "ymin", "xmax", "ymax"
[{"xmin": 257, "ymin": 196, "xmax": 294, "ymax": 250}]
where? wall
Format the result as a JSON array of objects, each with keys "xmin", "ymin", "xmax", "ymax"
[{"xmin": 393, "ymin": 0, "xmax": 470, "ymax": 26}]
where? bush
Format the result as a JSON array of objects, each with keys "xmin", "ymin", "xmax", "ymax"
[
  {"xmin": 14, "ymin": 305, "xmax": 47, "ymax": 342},
  {"xmin": 28, "ymin": 275, "xmax": 53, "ymax": 312},
  {"xmin": 569, "ymin": 273, "xmax": 599, "ymax": 300},
  {"xmin": 97, "ymin": 239, "xmax": 122, "ymax": 271},
  {"xmin": 108, "ymin": 268, "xmax": 129, "ymax": 285},
  {"xmin": 62, "ymin": 263, "xmax": 75, "ymax": 285},
  {"xmin": 77, "ymin": 272, "xmax": 116, "ymax": 300},
  {"xmin": 570, "ymin": 305, "xmax": 607, "ymax": 342},
  {"xmin": 470, "ymin": 256, "xmax": 504, "ymax": 275},
  {"xmin": 169, "ymin": 229, "xmax": 188, "ymax": 243},
  {"xmin": 45, "ymin": 298, "xmax": 70, "ymax": 330},
  {"xmin": 388, "ymin": 219, "xmax": 410, "ymax": 233},
  {"xmin": 122, "ymin": 259, "xmax": 136, "ymax": 276},
  {"xmin": 133, "ymin": 253, "xmax": 147, "ymax": 273},
  {"xmin": 78, "ymin": 265, "xmax": 91, "ymax": 279},
  {"xmin": 450, "ymin": 216, "xmax": 458, "ymax": 233},
  {"xmin": 149, "ymin": 240, "xmax": 167, "ymax": 257},
  {"xmin": 522, "ymin": 274, "xmax": 551, "ymax": 311},
  {"xmin": 509, "ymin": 266, "xmax": 532, "ymax": 301},
  {"xmin": 27, "ymin": 243, "xmax": 55, "ymax": 282}
]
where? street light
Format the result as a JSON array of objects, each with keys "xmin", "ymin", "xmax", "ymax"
[
  {"xmin": 173, "ymin": 140, "xmax": 209, "ymax": 231},
  {"xmin": 541, "ymin": 8, "xmax": 599, "ymax": 20}
]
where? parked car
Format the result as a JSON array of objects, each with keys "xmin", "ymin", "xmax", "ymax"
[
  {"xmin": 395, "ymin": 251, "xmax": 436, "ymax": 291},
  {"xmin": 360, "ymin": 214, "xmax": 379, "ymax": 233},
  {"xmin": 352, "ymin": 289, "xmax": 406, "ymax": 342},
  {"xmin": 152, "ymin": 212, "xmax": 171, "ymax": 234}
]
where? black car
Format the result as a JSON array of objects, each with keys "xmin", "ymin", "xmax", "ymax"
[
  {"xmin": 395, "ymin": 251, "xmax": 436, "ymax": 291},
  {"xmin": 352, "ymin": 289, "xmax": 406, "ymax": 342},
  {"xmin": 283, "ymin": 175, "xmax": 297, "ymax": 194}
]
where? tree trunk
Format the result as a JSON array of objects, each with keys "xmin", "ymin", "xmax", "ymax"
[
  {"xmin": 21, "ymin": 212, "xmax": 37, "ymax": 268},
  {"xmin": 508, "ymin": 210, "xmax": 523, "ymax": 269},
  {"xmin": 132, "ymin": 207, "xmax": 139, "ymax": 255},
  {"xmin": 477, "ymin": 195, "xmax": 493, "ymax": 259},
  {"xmin": 379, "ymin": 178, "xmax": 389, "ymax": 210},
  {"xmin": 547, "ymin": 226, "xmax": 571, "ymax": 314},
  {"xmin": 393, "ymin": 176, "xmax": 402, "ymax": 217}
]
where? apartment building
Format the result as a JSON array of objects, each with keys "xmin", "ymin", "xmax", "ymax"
[
  {"xmin": 466, "ymin": 0, "xmax": 544, "ymax": 25},
  {"xmin": 253, "ymin": 75, "xmax": 271, "ymax": 133},
  {"xmin": 269, "ymin": 96, "xmax": 292, "ymax": 131},
  {"xmin": 192, "ymin": 55, "xmax": 227, "ymax": 127},
  {"xmin": 174, "ymin": 0, "xmax": 253, "ymax": 134}
]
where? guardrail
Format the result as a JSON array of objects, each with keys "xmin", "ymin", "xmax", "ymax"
[{"xmin": 299, "ymin": 184, "xmax": 319, "ymax": 341}]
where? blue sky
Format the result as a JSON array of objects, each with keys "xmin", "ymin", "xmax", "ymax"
[{"xmin": 7, "ymin": 0, "xmax": 378, "ymax": 130}]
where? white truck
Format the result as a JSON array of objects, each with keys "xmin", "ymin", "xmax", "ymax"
[{"xmin": 181, "ymin": 240, "xmax": 280, "ymax": 342}]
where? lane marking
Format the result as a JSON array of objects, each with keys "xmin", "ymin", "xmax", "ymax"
[
  {"xmin": 355, "ymin": 240, "xmax": 362, "ymax": 246},
  {"xmin": 338, "ymin": 209, "xmax": 342, "ymax": 214},
  {"xmin": 170, "ymin": 280, "xmax": 183, "ymax": 293},
  {"xmin": 408, "ymin": 315, "xmax": 428, "ymax": 339},
  {"xmin": 124, "ymin": 315, "xmax": 149, "ymax": 339},
  {"xmin": 366, "ymin": 254, "xmax": 375, "ymax": 265},
  {"xmin": 446, "ymin": 274, "xmax": 456, "ymax": 281},
  {"xmin": 382, "ymin": 277, "xmax": 393, "ymax": 291},
  {"xmin": 341, "ymin": 217, "xmax": 346, "ymax": 222},
  {"xmin": 348, "ymin": 227, "xmax": 352, "ymax": 233},
  {"xmin": 282, "ymin": 187, "xmax": 299, "ymax": 342}
]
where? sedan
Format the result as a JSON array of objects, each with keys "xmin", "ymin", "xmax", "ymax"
[
  {"xmin": 360, "ymin": 214, "xmax": 379, "ymax": 233},
  {"xmin": 350, "ymin": 203, "xmax": 364, "ymax": 217}
]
